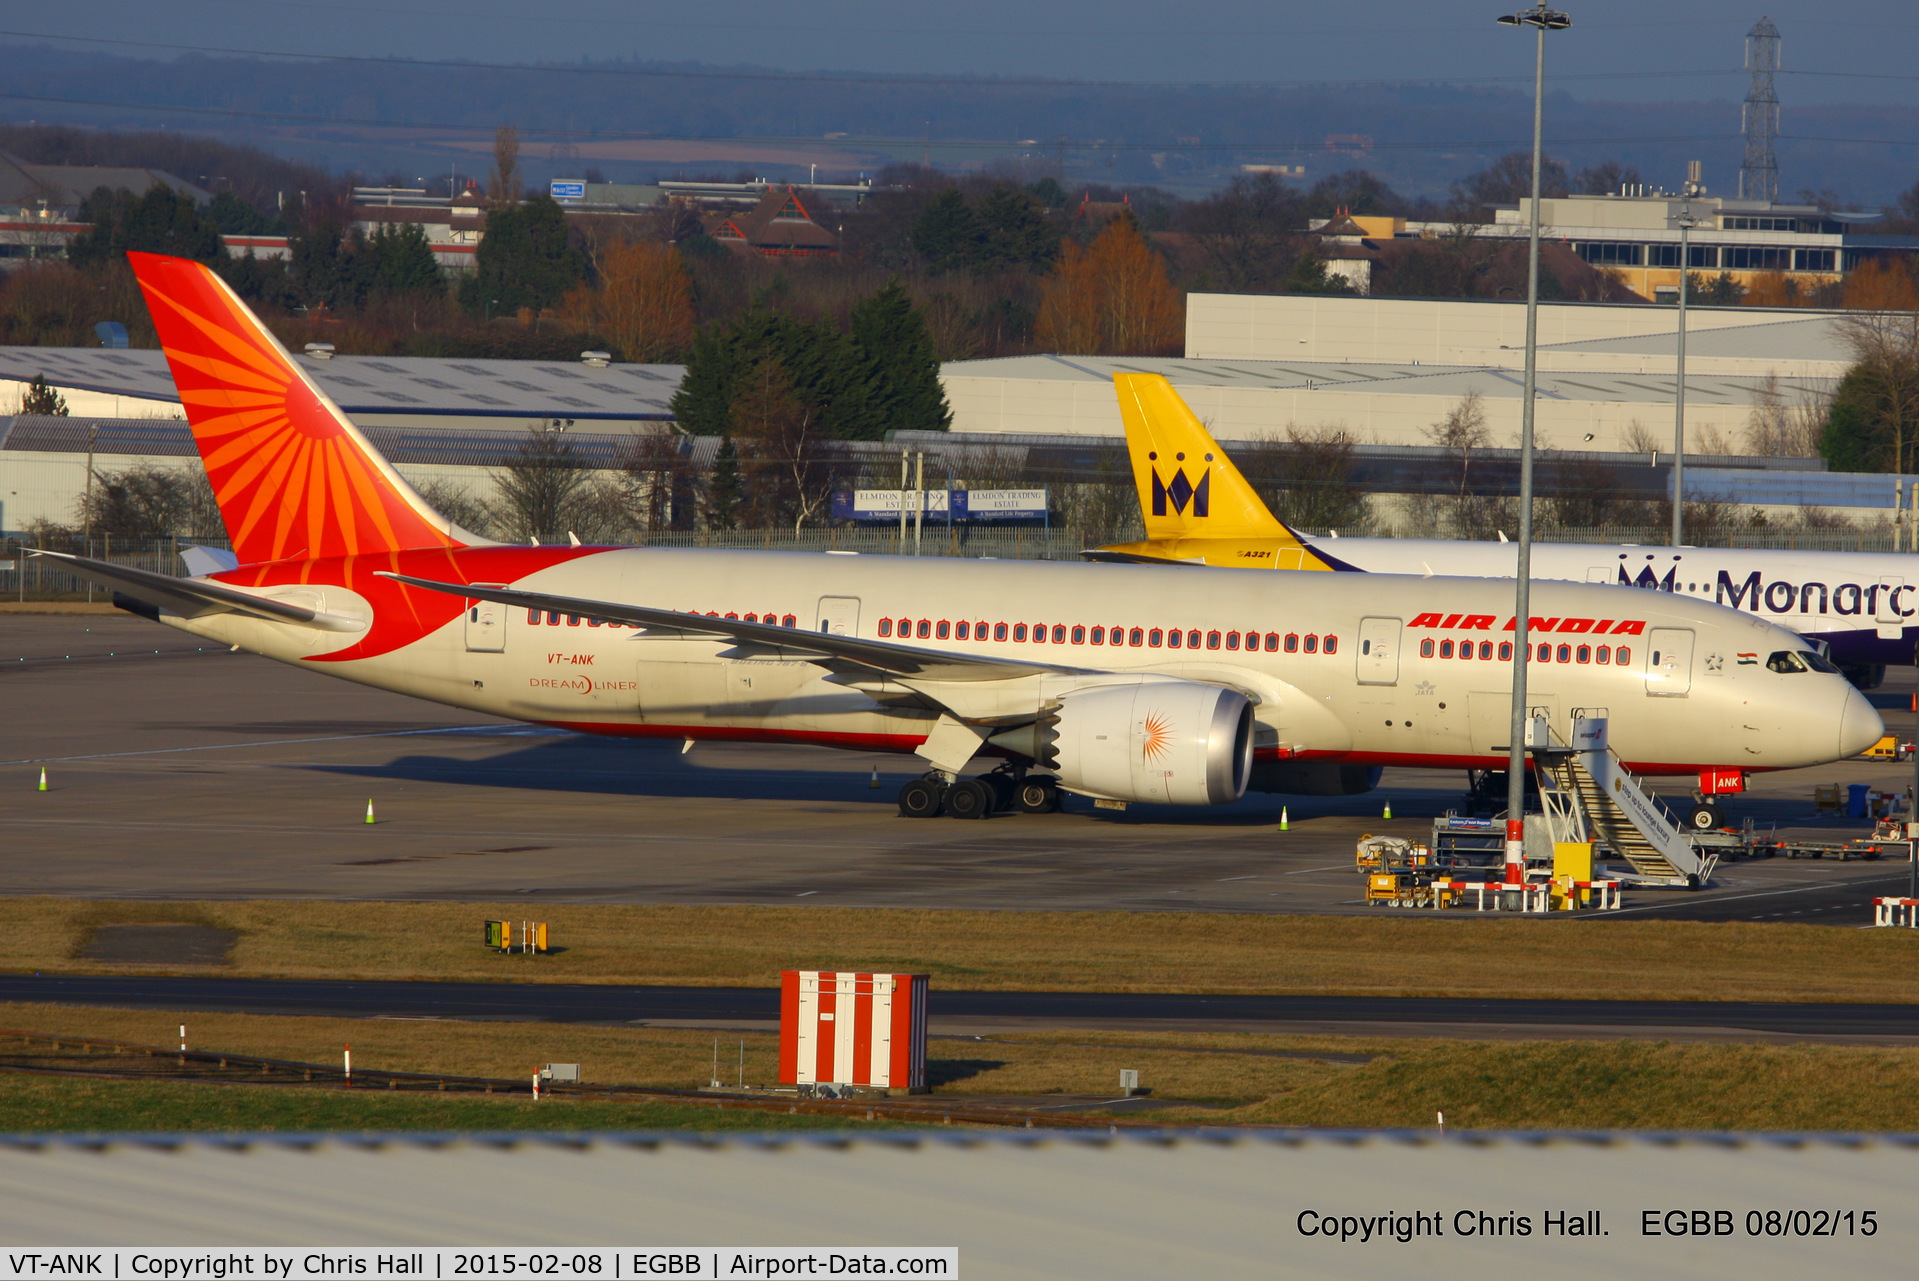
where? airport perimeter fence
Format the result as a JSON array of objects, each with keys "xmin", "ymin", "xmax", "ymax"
[{"xmin": 4, "ymin": 523, "xmax": 1909, "ymax": 600}]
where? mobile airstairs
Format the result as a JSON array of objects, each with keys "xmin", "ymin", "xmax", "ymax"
[{"xmin": 1528, "ymin": 714, "xmax": 1719, "ymax": 890}]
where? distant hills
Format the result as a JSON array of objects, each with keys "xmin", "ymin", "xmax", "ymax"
[{"xmin": 3, "ymin": 42, "xmax": 1916, "ymax": 204}]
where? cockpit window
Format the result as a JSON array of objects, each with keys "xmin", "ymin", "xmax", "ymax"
[
  {"xmin": 1800, "ymin": 650, "xmax": 1841, "ymax": 674},
  {"xmin": 1765, "ymin": 650, "xmax": 1808, "ymax": 674}
]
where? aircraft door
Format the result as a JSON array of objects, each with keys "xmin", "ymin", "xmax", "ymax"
[
  {"xmin": 816, "ymin": 596, "xmax": 861, "ymax": 636},
  {"xmin": 464, "ymin": 598, "xmax": 506, "ymax": 652},
  {"xmin": 1355, "ymin": 617, "xmax": 1401, "ymax": 685},
  {"xmin": 1644, "ymin": 628, "xmax": 1694, "ymax": 697},
  {"xmin": 1877, "ymin": 576, "xmax": 1905, "ymax": 624}
]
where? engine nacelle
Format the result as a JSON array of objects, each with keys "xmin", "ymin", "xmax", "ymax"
[{"xmin": 1034, "ymin": 680, "xmax": 1253, "ymax": 806}]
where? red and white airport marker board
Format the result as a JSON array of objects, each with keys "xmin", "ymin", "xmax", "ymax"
[{"xmin": 779, "ymin": 971, "xmax": 928, "ymax": 1090}]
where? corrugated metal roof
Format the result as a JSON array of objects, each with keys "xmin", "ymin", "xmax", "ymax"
[
  {"xmin": 948, "ymin": 354, "xmax": 1836, "ymax": 407},
  {"xmin": 1682, "ymin": 465, "xmax": 1919, "ymax": 508},
  {"xmin": 1541, "ymin": 315, "xmax": 1853, "ymax": 362},
  {"xmin": 0, "ymin": 347, "xmax": 684, "ymax": 421}
]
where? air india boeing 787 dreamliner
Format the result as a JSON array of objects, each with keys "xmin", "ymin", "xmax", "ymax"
[{"xmin": 34, "ymin": 254, "xmax": 1881, "ymax": 821}]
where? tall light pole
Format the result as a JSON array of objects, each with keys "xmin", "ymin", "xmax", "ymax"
[
  {"xmin": 1672, "ymin": 162, "xmax": 1701, "ymax": 548},
  {"xmin": 1495, "ymin": 1, "xmax": 1570, "ymax": 900}
]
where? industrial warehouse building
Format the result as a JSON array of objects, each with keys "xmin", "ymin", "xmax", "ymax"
[{"xmin": 0, "ymin": 286, "xmax": 1895, "ymax": 534}]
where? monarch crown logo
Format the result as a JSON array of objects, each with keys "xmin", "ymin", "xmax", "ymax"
[{"xmin": 1151, "ymin": 467, "xmax": 1209, "ymax": 518}]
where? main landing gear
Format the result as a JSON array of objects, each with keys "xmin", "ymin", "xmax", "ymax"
[{"xmin": 897, "ymin": 768, "xmax": 1059, "ymax": 820}]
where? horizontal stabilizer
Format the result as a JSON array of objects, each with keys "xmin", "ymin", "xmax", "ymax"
[
  {"xmin": 377, "ymin": 571, "xmax": 1076, "ymax": 683},
  {"xmin": 29, "ymin": 549, "xmax": 366, "ymax": 632}
]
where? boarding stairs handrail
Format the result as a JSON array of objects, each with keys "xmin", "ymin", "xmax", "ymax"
[{"xmin": 1534, "ymin": 715, "xmax": 1716, "ymax": 889}]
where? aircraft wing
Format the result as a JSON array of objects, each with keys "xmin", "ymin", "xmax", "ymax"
[
  {"xmin": 377, "ymin": 571, "xmax": 1078, "ymax": 683},
  {"xmin": 29, "ymin": 549, "xmax": 366, "ymax": 632}
]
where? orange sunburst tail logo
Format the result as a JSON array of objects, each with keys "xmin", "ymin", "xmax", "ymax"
[{"xmin": 127, "ymin": 252, "xmax": 464, "ymax": 567}]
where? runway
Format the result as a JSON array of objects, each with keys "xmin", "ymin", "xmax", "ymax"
[
  {"xmin": 4, "ymin": 974, "xmax": 1917, "ymax": 1042},
  {"xmin": 4, "ymin": 612, "xmax": 1913, "ymax": 920}
]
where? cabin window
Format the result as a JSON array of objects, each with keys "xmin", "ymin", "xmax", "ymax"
[
  {"xmin": 1226, "ymin": 632, "xmax": 1240, "ymax": 650},
  {"xmin": 1420, "ymin": 639, "xmax": 1435, "ymax": 658},
  {"xmin": 1557, "ymin": 644, "xmax": 1572, "ymax": 663},
  {"xmin": 1013, "ymin": 624, "xmax": 1028, "ymax": 641},
  {"xmin": 936, "ymin": 621, "xmax": 950, "ymax": 639},
  {"xmin": 1304, "ymin": 635, "xmax": 1319, "ymax": 653},
  {"xmin": 1285, "ymin": 634, "xmax": 1299, "ymax": 652},
  {"xmin": 1071, "ymin": 625, "xmax": 1086, "ymax": 644},
  {"xmin": 1032, "ymin": 624, "xmax": 1047, "ymax": 643},
  {"xmin": 1167, "ymin": 629, "xmax": 1183, "ymax": 648},
  {"xmin": 527, "ymin": 609, "xmax": 541, "ymax": 624},
  {"xmin": 955, "ymin": 621, "xmax": 969, "ymax": 639},
  {"xmin": 566, "ymin": 615, "xmax": 581, "ymax": 626},
  {"xmin": 1052, "ymin": 625, "xmax": 1066, "ymax": 643},
  {"xmin": 897, "ymin": 617, "xmax": 912, "ymax": 634},
  {"xmin": 1324, "ymin": 636, "xmax": 1338, "ymax": 654},
  {"xmin": 917, "ymin": 620, "xmax": 932, "ymax": 639},
  {"xmin": 724, "ymin": 612, "xmax": 738, "ymax": 620},
  {"xmin": 1616, "ymin": 646, "xmax": 1631, "ymax": 664},
  {"xmin": 878, "ymin": 620, "xmax": 893, "ymax": 637},
  {"xmin": 1130, "ymin": 628, "xmax": 1145, "ymax": 646},
  {"xmin": 1091, "ymin": 626, "xmax": 1105, "ymax": 645},
  {"xmin": 1576, "ymin": 645, "xmax": 1591, "ymax": 663},
  {"xmin": 742, "ymin": 614, "xmax": 757, "ymax": 623},
  {"xmin": 1537, "ymin": 644, "xmax": 1551, "ymax": 661},
  {"xmin": 995, "ymin": 623, "xmax": 1009, "ymax": 641},
  {"xmin": 1149, "ymin": 629, "xmax": 1164, "ymax": 647},
  {"xmin": 782, "ymin": 615, "xmax": 796, "ymax": 628},
  {"xmin": 1439, "ymin": 639, "xmax": 1454, "ymax": 658},
  {"xmin": 1458, "ymin": 644, "xmax": 1472, "ymax": 661},
  {"xmin": 546, "ymin": 611, "xmax": 562, "ymax": 625},
  {"xmin": 1499, "ymin": 642, "xmax": 1513, "ymax": 661},
  {"xmin": 1596, "ymin": 646, "xmax": 1610, "ymax": 664},
  {"xmin": 1479, "ymin": 641, "xmax": 1493, "ymax": 659},
  {"xmin": 1207, "ymin": 630, "xmax": 1222, "ymax": 650},
  {"xmin": 1265, "ymin": 632, "xmax": 1280, "ymax": 651},
  {"xmin": 975, "ymin": 620, "xmax": 988, "ymax": 637}
]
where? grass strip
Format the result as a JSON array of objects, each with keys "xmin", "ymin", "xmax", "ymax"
[{"xmin": 7, "ymin": 898, "xmax": 1919, "ymax": 1003}]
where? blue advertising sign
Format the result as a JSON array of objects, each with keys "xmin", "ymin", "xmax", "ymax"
[{"xmin": 549, "ymin": 180, "xmax": 587, "ymax": 202}]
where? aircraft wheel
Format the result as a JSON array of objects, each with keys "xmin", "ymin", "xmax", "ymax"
[
  {"xmin": 898, "ymin": 778, "xmax": 946, "ymax": 819},
  {"xmin": 1686, "ymin": 802, "xmax": 1721, "ymax": 831},
  {"xmin": 944, "ymin": 779, "xmax": 994, "ymax": 820},
  {"xmin": 983, "ymin": 773, "xmax": 1017, "ymax": 812},
  {"xmin": 1015, "ymin": 777, "xmax": 1061, "ymax": 814}
]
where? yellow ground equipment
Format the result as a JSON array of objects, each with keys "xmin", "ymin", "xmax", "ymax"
[{"xmin": 1355, "ymin": 834, "xmax": 1434, "ymax": 874}]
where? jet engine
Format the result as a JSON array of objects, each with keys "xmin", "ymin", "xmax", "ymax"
[{"xmin": 1027, "ymin": 680, "xmax": 1253, "ymax": 806}]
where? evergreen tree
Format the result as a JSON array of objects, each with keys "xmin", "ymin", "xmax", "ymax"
[
  {"xmin": 365, "ymin": 223, "xmax": 445, "ymax": 296},
  {"xmin": 1281, "ymin": 248, "xmax": 1356, "ymax": 296},
  {"xmin": 460, "ymin": 196, "xmax": 586, "ymax": 316},
  {"xmin": 20, "ymin": 374, "xmax": 67, "ymax": 416},
  {"xmin": 851, "ymin": 279, "xmax": 951, "ymax": 433},
  {"xmin": 67, "ymin": 184, "xmax": 225, "ymax": 268},
  {"xmin": 288, "ymin": 222, "xmax": 367, "ymax": 311},
  {"xmin": 205, "ymin": 190, "xmax": 284, "ymax": 236},
  {"xmin": 975, "ymin": 185, "xmax": 1060, "ymax": 272},
  {"xmin": 705, "ymin": 435, "xmax": 742, "ymax": 530},
  {"xmin": 910, "ymin": 188, "xmax": 985, "ymax": 274}
]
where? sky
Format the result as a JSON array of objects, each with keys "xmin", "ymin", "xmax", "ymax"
[{"xmin": 3, "ymin": 0, "xmax": 1917, "ymax": 104}]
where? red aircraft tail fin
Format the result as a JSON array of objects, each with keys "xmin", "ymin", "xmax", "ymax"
[{"xmin": 128, "ymin": 252, "xmax": 465, "ymax": 565}]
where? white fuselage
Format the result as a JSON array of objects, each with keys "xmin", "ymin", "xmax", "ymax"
[
  {"xmin": 1308, "ymin": 536, "xmax": 1919, "ymax": 673},
  {"xmin": 152, "ymin": 549, "xmax": 1880, "ymax": 787}
]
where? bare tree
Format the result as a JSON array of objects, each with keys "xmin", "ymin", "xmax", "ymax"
[
  {"xmin": 74, "ymin": 463, "xmax": 219, "ymax": 539},
  {"xmin": 489, "ymin": 425, "xmax": 591, "ymax": 542},
  {"xmin": 1745, "ymin": 373, "xmax": 1829, "ymax": 458},
  {"xmin": 1619, "ymin": 419, "xmax": 1662, "ymax": 454},
  {"xmin": 489, "ymin": 125, "xmax": 522, "ymax": 208},
  {"xmin": 731, "ymin": 359, "xmax": 840, "ymax": 535}
]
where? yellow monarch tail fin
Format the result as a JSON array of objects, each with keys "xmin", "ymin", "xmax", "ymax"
[{"xmin": 1114, "ymin": 373, "xmax": 1292, "ymax": 542}]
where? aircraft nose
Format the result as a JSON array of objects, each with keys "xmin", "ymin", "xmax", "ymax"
[{"xmin": 1839, "ymin": 685, "xmax": 1885, "ymax": 760}]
